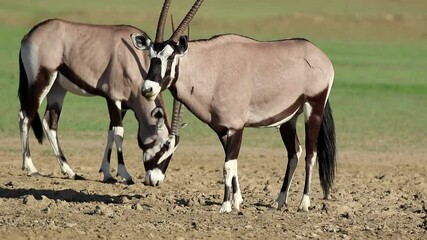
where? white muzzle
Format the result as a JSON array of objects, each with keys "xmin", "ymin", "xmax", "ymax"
[
  {"xmin": 142, "ymin": 80, "xmax": 161, "ymax": 101},
  {"xmin": 144, "ymin": 168, "xmax": 165, "ymax": 186}
]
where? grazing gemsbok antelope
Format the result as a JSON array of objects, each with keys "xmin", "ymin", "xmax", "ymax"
[
  {"xmin": 131, "ymin": 0, "xmax": 336, "ymax": 212},
  {"xmin": 18, "ymin": 18, "xmax": 183, "ymax": 186}
]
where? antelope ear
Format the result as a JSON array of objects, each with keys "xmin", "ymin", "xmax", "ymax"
[
  {"xmin": 177, "ymin": 35, "xmax": 188, "ymax": 54},
  {"xmin": 131, "ymin": 33, "xmax": 152, "ymax": 50}
]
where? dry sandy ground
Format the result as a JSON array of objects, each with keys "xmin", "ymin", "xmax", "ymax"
[{"xmin": 0, "ymin": 137, "xmax": 426, "ymax": 240}]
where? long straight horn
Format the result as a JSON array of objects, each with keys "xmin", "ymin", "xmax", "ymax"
[
  {"xmin": 170, "ymin": 0, "xmax": 204, "ymax": 43},
  {"xmin": 170, "ymin": 98, "xmax": 184, "ymax": 136},
  {"xmin": 155, "ymin": 0, "xmax": 172, "ymax": 43}
]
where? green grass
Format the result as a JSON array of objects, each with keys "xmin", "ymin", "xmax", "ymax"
[{"xmin": 0, "ymin": 0, "xmax": 426, "ymax": 154}]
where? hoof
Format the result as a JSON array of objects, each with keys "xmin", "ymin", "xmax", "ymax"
[
  {"xmin": 73, "ymin": 174, "xmax": 86, "ymax": 180},
  {"xmin": 298, "ymin": 194, "xmax": 311, "ymax": 212},
  {"xmin": 297, "ymin": 207, "xmax": 310, "ymax": 213},
  {"xmin": 103, "ymin": 177, "xmax": 118, "ymax": 184},
  {"xmin": 29, "ymin": 172, "xmax": 42, "ymax": 177},
  {"xmin": 119, "ymin": 178, "xmax": 135, "ymax": 185},
  {"xmin": 219, "ymin": 201, "xmax": 232, "ymax": 213},
  {"xmin": 271, "ymin": 202, "xmax": 279, "ymax": 209}
]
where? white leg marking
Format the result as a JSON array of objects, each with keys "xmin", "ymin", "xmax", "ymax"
[
  {"xmin": 298, "ymin": 152, "xmax": 317, "ymax": 212},
  {"xmin": 42, "ymin": 119, "xmax": 76, "ymax": 178},
  {"xmin": 220, "ymin": 159, "xmax": 242, "ymax": 213},
  {"xmin": 112, "ymin": 126, "xmax": 132, "ymax": 182},
  {"xmin": 112, "ymin": 126, "xmax": 124, "ymax": 140},
  {"xmin": 23, "ymin": 156, "xmax": 38, "ymax": 175},
  {"xmin": 219, "ymin": 201, "xmax": 232, "ymax": 213},
  {"xmin": 19, "ymin": 111, "xmax": 38, "ymax": 175},
  {"xmin": 304, "ymin": 102, "xmax": 313, "ymax": 123},
  {"xmin": 114, "ymin": 101, "xmax": 121, "ymax": 111},
  {"xmin": 233, "ymin": 175, "xmax": 243, "ymax": 211}
]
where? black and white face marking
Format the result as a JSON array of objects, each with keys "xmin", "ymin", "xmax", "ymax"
[
  {"xmin": 136, "ymin": 106, "xmax": 178, "ymax": 186},
  {"xmin": 131, "ymin": 33, "xmax": 188, "ymax": 101},
  {"xmin": 142, "ymin": 43, "xmax": 182, "ymax": 100},
  {"xmin": 142, "ymin": 135, "xmax": 177, "ymax": 186}
]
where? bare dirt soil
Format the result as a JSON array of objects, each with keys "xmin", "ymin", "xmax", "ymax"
[{"xmin": 0, "ymin": 137, "xmax": 426, "ymax": 239}]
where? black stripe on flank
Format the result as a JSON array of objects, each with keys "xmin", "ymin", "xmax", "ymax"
[
  {"xmin": 57, "ymin": 64, "xmax": 106, "ymax": 97},
  {"xmin": 246, "ymin": 95, "xmax": 306, "ymax": 128}
]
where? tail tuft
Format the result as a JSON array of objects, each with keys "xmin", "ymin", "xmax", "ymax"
[
  {"xmin": 317, "ymin": 101, "xmax": 336, "ymax": 198},
  {"xmin": 32, "ymin": 113, "xmax": 44, "ymax": 144}
]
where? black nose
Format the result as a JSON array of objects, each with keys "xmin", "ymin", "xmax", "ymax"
[{"xmin": 142, "ymin": 86, "xmax": 153, "ymax": 94}]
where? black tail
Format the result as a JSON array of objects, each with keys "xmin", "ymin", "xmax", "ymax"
[
  {"xmin": 317, "ymin": 100, "xmax": 336, "ymax": 199},
  {"xmin": 18, "ymin": 50, "xmax": 44, "ymax": 144}
]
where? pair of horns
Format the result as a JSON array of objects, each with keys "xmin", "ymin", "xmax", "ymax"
[{"xmin": 155, "ymin": 0, "xmax": 204, "ymax": 43}]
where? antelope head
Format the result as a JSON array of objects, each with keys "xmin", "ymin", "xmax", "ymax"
[
  {"xmin": 131, "ymin": 0, "xmax": 204, "ymax": 101},
  {"xmin": 142, "ymin": 99, "xmax": 184, "ymax": 186}
]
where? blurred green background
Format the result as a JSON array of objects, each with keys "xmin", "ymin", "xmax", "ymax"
[{"xmin": 0, "ymin": 0, "xmax": 426, "ymax": 154}]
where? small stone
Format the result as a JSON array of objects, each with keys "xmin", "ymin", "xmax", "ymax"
[
  {"xmin": 41, "ymin": 207, "xmax": 51, "ymax": 214},
  {"xmin": 245, "ymin": 225, "xmax": 253, "ymax": 229},
  {"xmin": 65, "ymin": 222, "xmax": 77, "ymax": 228},
  {"xmin": 132, "ymin": 203, "xmax": 144, "ymax": 211},
  {"xmin": 93, "ymin": 205, "xmax": 114, "ymax": 218},
  {"xmin": 121, "ymin": 196, "xmax": 131, "ymax": 203},
  {"xmin": 48, "ymin": 220, "xmax": 56, "ymax": 228},
  {"xmin": 22, "ymin": 195, "xmax": 37, "ymax": 205},
  {"xmin": 340, "ymin": 212, "xmax": 351, "ymax": 219}
]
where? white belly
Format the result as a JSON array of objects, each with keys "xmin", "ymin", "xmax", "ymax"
[{"xmin": 58, "ymin": 75, "xmax": 94, "ymax": 96}]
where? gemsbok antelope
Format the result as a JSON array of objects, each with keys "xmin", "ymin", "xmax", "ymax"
[
  {"xmin": 131, "ymin": 0, "xmax": 336, "ymax": 212},
  {"xmin": 18, "ymin": 18, "xmax": 183, "ymax": 186}
]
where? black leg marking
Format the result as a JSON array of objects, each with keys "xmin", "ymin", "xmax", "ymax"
[
  {"xmin": 279, "ymin": 116, "xmax": 300, "ymax": 194},
  {"xmin": 223, "ymin": 184, "xmax": 232, "ymax": 203},
  {"xmin": 232, "ymin": 176, "xmax": 238, "ymax": 194}
]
